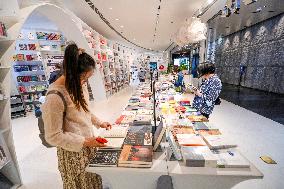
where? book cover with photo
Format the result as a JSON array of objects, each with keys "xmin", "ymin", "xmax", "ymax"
[
  {"xmin": 124, "ymin": 126, "xmax": 152, "ymax": 146},
  {"xmin": 118, "ymin": 145, "xmax": 153, "ymax": 168},
  {"xmin": 89, "ymin": 149, "xmax": 121, "ymax": 167}
]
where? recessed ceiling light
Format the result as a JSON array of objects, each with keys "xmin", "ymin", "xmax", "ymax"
[
  {"xmin": 133, "ymin": 38, "xmax": 136, "ymax": 41},
  {"xmin": 115, "ymin": 18, "xmax": 119, "ymax": 21},
  {"xmin": 120, "ymin": 25, "xmax": 124, "ymax": 28},
  {"xmin": 109, "ymin": 7, "xmax": 113, "ymax": 10}
]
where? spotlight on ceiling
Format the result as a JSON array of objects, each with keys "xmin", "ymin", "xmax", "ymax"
[
  {"xmin": 115, "ymin": 18, "xmax": 119, "ymax": 21},
  {"xmin": 120, "ymin": 25, "xmax": 124, "ymax": 28},
  {"xmin": 109, "ymin": 7, "xmax": 113, "ymax": 10}
]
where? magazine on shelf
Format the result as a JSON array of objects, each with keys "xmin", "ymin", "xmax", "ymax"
[
  {"xmin": 89, "ymin": 148, "xmax": 121, "ymax": 167},
  {"xmin": 118, "ymin": 145, "xmax": 153, "ymax": 168},
  {"xmin": 202, "ymin": 135, "xmax": 237, "ymax": 150},
  {"xmin": 176, "ymin": 134, "xmax": 206, "ymax": 146},
  {"xmin": 181, "ymin": 146, "xmax": 217, "ymax": 168},
  {"xmin": 212, "ymin": 149, "xmax": 250, "ymax": 168}
]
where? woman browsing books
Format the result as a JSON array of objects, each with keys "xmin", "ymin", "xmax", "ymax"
[
  {"xmin": 192, "ymin": 62, "xmax": 222, "ymax": 119},
  {"xmin": 42, "ymin": 43, "xmax": 112, "ymax": 189}
]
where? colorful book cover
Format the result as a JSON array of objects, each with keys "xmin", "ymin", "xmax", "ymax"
[
  {"xmin": 118, "ymin": 145, "xmax": 153, "ymax": 167},
  {"xmin": 198, "ymin": 130, "xmax": 222, "ymax": 136},
  {"xmin": 124, "ymin": 126, "xmax": 152, "ymax": 146},
  {"xmin": 188, "ymin": 115, "xmax": 209, "ymax": 122},
  {"xmin": 89, "ymin": 149, "xmax": 121, "ymax": 167},
  {"xmin": 171, "ymin": 126, "xmax": 195, "ymax": 140}
]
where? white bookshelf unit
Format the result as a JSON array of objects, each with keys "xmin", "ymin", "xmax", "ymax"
[{"xmin": 0, "ymin": 10, "xmax": 22, "ymax": 188}]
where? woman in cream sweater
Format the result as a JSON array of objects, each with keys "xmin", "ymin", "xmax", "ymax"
[{"xmin": 42, "ymin": 43, "xmax": 111, "ymax": 189}]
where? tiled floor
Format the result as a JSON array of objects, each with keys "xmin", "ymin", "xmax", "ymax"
[
  {"xmin": 220, "ymin": 83, "xmax": 284, "ymax": 125},
  {"xmin": 11, "ymin": 86, "xmax": 284, "ymax": 189}
]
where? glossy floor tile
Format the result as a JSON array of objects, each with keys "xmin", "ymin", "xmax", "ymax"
[{"xmin": 220, "ymin": 83, "xmax": 284, "ymax": 125}]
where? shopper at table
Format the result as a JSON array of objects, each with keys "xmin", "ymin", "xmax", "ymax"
[
  {"xmin": 192, "ymin": 62, "xmax": 222, "ymax": 119},
  {"xmin": 42, "ymin": 43, "xmax": 111, "ymax": 189}
]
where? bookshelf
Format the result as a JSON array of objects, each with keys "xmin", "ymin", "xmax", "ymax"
[
  {"xmin": 11, "ymin": 28, "xmax": 66, "ymax": 112},
  {"xmin": 0, "ymin": 11, "xmax": 22, "ymax": 188}
]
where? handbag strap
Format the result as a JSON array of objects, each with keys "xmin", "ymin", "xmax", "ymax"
[{"xmin": 46, "ymin": 90, "xmax": 67, "ymax": 115}]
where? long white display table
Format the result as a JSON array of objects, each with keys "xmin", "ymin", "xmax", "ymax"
[{"xmin": 86, "ymin": 150, "xmax": 263, "ymax": 189}]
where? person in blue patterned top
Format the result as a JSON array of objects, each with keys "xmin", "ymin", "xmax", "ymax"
[{"xmin": 192, "ymin": 62, "xmax": 222, "ymax": 119}]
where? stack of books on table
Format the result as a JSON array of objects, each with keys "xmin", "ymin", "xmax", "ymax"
[
  {"xmin": 181, "ymin": 146, "xmax": 217, "ymax": 168},
  {"xmin": 118, "ymin": 145, "xmax": 153, "ymax": 168},
  {"xmin": 100, "ymin": 125, "xmax": 129, "ymax": 149},
  {"xmin": 176, "ymin": 134, "xmax": 206, "ymax": 147},
  {"xmin": 202, "ymin": 135, "xmax": 237, "ymax": 150},
  {"xmin": 212, "ymin": 149, "xmax": 250, "ymax": 168},
  {"xmin": 89, "ymin": 148, "xmax": 121, "ymax": 167}
]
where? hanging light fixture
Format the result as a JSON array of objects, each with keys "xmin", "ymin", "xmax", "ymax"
[{"xmin": 174, "ymin": 18, "xmax": 207, "ymax": 47}]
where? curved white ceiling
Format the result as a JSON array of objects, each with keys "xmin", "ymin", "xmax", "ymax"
[{"xmin": 60, "ymin": 0, "xmax": 207, "ymax": 51}]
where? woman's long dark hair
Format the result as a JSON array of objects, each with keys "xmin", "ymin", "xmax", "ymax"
[{"xmin": 63, "ymin": 43, "xmax": 95, "ymax": 112}]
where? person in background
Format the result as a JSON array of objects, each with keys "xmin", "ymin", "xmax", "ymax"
[
  {"xmin": 174, "ymin": 68, "xmax": 184, "ymax": 92},
  {"xmin": 49, "ymin": 63, "xmax": 63, "ymax": 84},
  {"xmin": 138, "ymin": 67, "xmax": 146, "ymax": 82},
  {"xmin": 38, "ymin": 90, "xmax": 47, "ymax": 104},
  {"xmin": 192, "ymin": 62, "xmax": 222, "ymax": 119},
  {"xmin": 42, "ymin": 43, "xmax": 112, "ymax": 189}
]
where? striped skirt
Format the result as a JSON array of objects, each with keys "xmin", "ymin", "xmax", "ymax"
[{"xmin": 57, "ymin": 147, "xmax": 102, "ymax": 189}]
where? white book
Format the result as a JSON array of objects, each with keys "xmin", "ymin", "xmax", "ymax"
[
  {"xmin": 212, "ymin": 149, "xmax": 250, "ymax": 168},
  {"xmin": 102, "ymin": 138, "xmax": 125, "ymax": 149},
  {"xmin": 181, "ymin": 146, "xmax": 217, "ymax": 168},
  {"xmin": 202, "ymin": 135, "xmax": 237, "ymax": 150},
  {"xmin": 122, "ymin": 110, "xmax": 137, "ymax": 116},
  {"xmin": 137, "ymin": 109, "xmax": 153, "ymax": 115},
  {"xmin": 100, "ymin": 126, "xmax": 128, "ymax": 138}
]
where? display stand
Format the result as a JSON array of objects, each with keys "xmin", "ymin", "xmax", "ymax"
[
  {"xmin": 87, "ymin": 148, "xmax": 263, "ymax": 189},
  {"xmin": 0, "ymin": 5, "xmax": 22, "ymax": 187}
]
